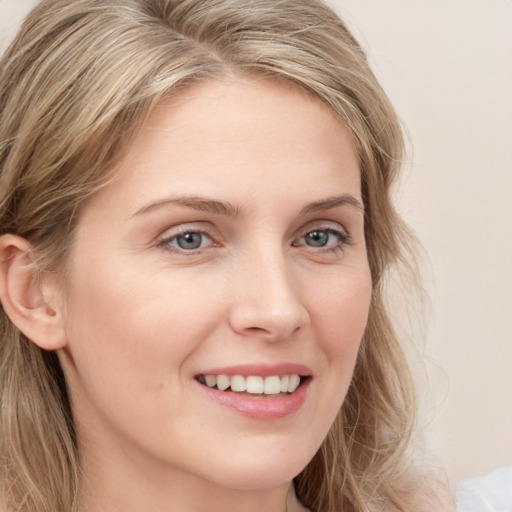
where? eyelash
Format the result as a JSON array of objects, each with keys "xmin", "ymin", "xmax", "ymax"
[
  {"xmin": 157, "ymin": 225, "xmax": 351, "ymax": 255},
  {"xmin": 293, "ymin": 227, "xmax": 351, "ymax": 253},
  {"xmin": 157, "ymin": 228, "xmax": 216, "ymax": 254}
]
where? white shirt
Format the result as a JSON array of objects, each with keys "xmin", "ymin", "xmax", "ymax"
[{"xmin": 456, "ymin": 465, "xmax": 512, "ymax": 512}]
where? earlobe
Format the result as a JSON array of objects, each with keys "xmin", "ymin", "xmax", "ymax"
[{"xmin": 0, "ymin": 234, "xmax": 67, "ymax": 350}]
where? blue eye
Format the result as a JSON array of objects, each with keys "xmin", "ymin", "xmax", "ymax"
[
  {"xmin": 175, "ymin": 232, "xmax": 203, "ymax": 250},
  {"xmin": 163, "ymin": 231, "xmax": 211, "ymax": 251},
  {"xmin": 297, "ymin": 228, "xmax": 349, "ymax": 250},
  {"xmin": 304, "ymin": 230, "xmax": 330, "ymax": 247}
]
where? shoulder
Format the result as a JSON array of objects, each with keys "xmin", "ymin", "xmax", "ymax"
[{"xmin": 456, "ymin": 464, "xmax": 512, "ymax": 512}]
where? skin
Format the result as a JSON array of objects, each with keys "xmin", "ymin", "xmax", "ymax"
[{"xmin": 2, "ymin": 76, "xmax": 372, "ymax": 512}]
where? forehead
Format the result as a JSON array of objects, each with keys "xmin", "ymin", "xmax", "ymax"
[{"xmin": 86, "ymin": 75, "xmax": 361, "ymax": 217}]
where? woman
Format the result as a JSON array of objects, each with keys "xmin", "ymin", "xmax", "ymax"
[{"xmin": 0, "ymin": 1, "xmax": 451, "ymax": 511}]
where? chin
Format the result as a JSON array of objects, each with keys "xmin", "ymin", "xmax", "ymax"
[
  {"xmin": 210, "ymin": 467, "xmax": 301, "ymax": 492},
  {"xmin": 200, "ymin": 446, "xmax": 312, "ymax": 491}
]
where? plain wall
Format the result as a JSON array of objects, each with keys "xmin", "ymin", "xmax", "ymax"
[{"xmin": 1, "ymin": 0, "xmax": 511, "ymax": 485}]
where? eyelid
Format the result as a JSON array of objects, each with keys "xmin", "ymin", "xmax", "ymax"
[
  {"xmin": 154, "ymin": 220, "xmax": 352, "ymax": 255},
  {"xmin": 292, "ymin": 222, "xmax": 352, "ymax": 251},
  {"xmin": 156, "ymin": 223, "xmax": 220, "ymax": 253},
  {"xmin": 296, "ymin": 219, "xmax": 350, "ymax": 239}
]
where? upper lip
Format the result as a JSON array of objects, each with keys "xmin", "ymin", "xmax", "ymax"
[{"xmin": 196, "ymin": 363, "xmax": 312, "ymax": 378}]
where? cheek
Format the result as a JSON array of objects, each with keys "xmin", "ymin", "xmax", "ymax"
[
  {"xmin": 58, "ymin": 264, "xmax": 230, "ymax": 453},
  {"xmin": 290, "ymin": 268, "xmax": 371, "ymax": 457},
  {"xmin": 60, "ymin": 257, "xmax": 225, "ymax": 398},
  {"xmin": 310, "ymin": 267, "xmax": 372, "ymax": 408},
  {"xmin": 312, "ymin": 269, "xmax": 372, "ymax": 355}
]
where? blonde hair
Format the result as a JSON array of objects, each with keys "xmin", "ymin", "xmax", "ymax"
[{"xmin": 1, "ymin": 1, "xmax": 420, "ymax": 510}]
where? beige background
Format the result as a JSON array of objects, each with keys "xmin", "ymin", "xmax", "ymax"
[{"xmin": 1, "ymin": 0, "xmax": 511, "ymax": 485}]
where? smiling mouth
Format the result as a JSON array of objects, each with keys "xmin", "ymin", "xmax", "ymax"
[{"xmin": 195, "ymin": 374, "xmax": 310, "ymax": 396}]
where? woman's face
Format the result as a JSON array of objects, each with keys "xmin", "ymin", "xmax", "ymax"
[{"xmin": 56, "ymin": 77, "xmax": 372, "ymax": 492}]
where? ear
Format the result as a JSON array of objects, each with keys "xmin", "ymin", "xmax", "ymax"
[{"xmin": 0, "ymin": 234, "xmax": 67, "ymax": 350}]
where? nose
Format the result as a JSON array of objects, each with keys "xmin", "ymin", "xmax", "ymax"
[{"xmin": 228, "ymin": 252, "xmax": 310, "ymax": 341}]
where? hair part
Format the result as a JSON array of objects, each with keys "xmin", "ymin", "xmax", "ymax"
[{"xmin": 1, "ymin": 1, "xmax": 423, "ymax": 511}]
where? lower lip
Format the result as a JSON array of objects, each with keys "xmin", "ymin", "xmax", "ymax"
[{"xmin": 197, "ymin": 379, "xmax": 310, "ymax": 420}]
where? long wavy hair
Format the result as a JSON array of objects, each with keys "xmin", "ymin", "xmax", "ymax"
[{"xmin": 1, "ymin": 1, "xmax": 422, "ymax": 510}]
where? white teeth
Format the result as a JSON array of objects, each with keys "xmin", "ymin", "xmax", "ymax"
[
  {"xmin": 230, "ymin": 375, "xmax": 246, "ymax": 392},
  {"xmin": 264, "ymin": 376, "xmax": 282, "ymax": 394},
  {"xmin": 246, "ymin": 376, "xmax": 264, "ymax": 394},
  {"xmin": 200, "ymin": 374, "xmax": 304, "ymax": 395},
  {"xmin": 205, "ymin": 375, "xmax": 217, "ymax": 388},
  {"xmin": 287, "ymin": 374, "xmax": 300, "ymax": 393},
  {"xmin": 216, "ymin": 374, "xmax": 230, "ymax": 391}
]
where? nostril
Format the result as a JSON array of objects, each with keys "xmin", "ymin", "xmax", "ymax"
[{"xmin": 228, "ymin": 291, "xmax": 310, "ymax": 340}]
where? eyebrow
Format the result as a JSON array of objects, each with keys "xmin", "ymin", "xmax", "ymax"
[
  {"xmin": 133, "ymin": 193, "xmax": 364, "ymax": 218},
  {"xmin": 133, "ymin": 196, "xmax": 244, "ymax": 217},
  {"xmin": 300, "ymin": 195, "xmax": 364, "ymax": 215}
]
